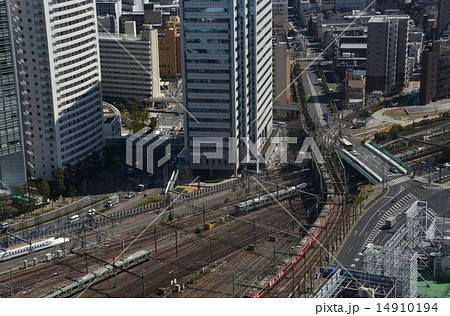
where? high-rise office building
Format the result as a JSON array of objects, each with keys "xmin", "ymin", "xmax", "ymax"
[
  {"xmin": 0, "ymin": 0, "xmax": 26, "ymax": 189},
  {"xmin": 122, "ymin": 0, "xmax": 144, "ymax": 12},
  {"xmin": 334, "ymin": 0, "xmax": 368, "ymax": 11},
  {"xmin": 420, "ymin": 40, "xmax": 450, "ymax": 104},
  {"xmin": 96, "ymin": 0, "xmax": 122, "ymax": 34},
  {"xmin": 9, "ymin": 0, "xmax": 104, "ymax": 180},
  {"xmin": 181, "ymin": 0, "xmax": 273, "ymax": 175},
  {"xmin": 366, "ymin": 15, "xmax": 409, "ymax": 92},
  {"xmin": 437, "ymin": 0, "xmax": 450, "ymax": 38},
  {"xmin": 159, "ymin": 19, "xmax": 181, "ymax": 79},
  {"xmin": 273, "ymin": 28, "xmax": 291, "ymax": 105}
]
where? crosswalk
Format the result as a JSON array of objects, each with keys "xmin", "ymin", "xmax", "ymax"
[
  {"xmin": 350, "ymin": 193, "xmax": 421, "ymax": 268},
  {"xmin": 387, "ymin": 175, "xmax": 409, "ymax": 187}
]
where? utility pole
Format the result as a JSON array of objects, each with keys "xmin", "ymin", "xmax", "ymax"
[
  {"xmin": 194, "ymin": 261, "xmax": 197, "ymax": 284},
  {"xmin": 10, "ymin": 269, "xmax": 13, "ymax": 298},
  {"xmin": 85, "ymin": 253, "xmax": 88, "ymax": 273},
  {"xmin": 175, "ymin": 231, "xmax": 178, "ymax": 257},
  {"xmin": 292, "ymin": 263, "xmax": 295, "ymax": 297},
  {"xmin": 63, "ymin": 236, "xmax": 66, "ymax": 257},
  {"xmin": 292, "ymin": 219, "xmax": 295, "ymax": 235},
  {"xmin": 232, "ymin": 272, "xmax": 236, "ymax": 297},
  {"xmin": 114, "ymin": 266, "xmax": 117, "ymax": 288},
  {"xmin": 253, "ymin": 220, "xmax": 257, "ymax": 249},
  {"xmin": 273, "ymin": 245, "xmax": 276, "ymax": 266},
  {"xmin": 154, "ymin": 228, "xmax": 157, "ymax": 252},
  {"xmin": 210, "ymin": 242, "xmax": 213, "ymax": 263},
  {"xmin": 202, "ymin": 204, "xmax": 205, "ymax": 227},
  {"xmin": 141, "ymin": 271, "xmax": 145, "ymax": 297}
]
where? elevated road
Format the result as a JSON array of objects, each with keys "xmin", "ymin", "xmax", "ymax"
[{"xmin": 338, "ymin": 149, "xmax": 382, "ymax": 184}]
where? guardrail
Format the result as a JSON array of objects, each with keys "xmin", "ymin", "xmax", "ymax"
[
  {"xmin": 364, "ymin": 142, "xmax": 408, "ymax": 175},
  {"xmin": 369, "ymin": 141, "xmax": 412, "ymax": 172},
  {"xmin": 338, "ymin": 149, "xmax": 382, "ymax": 184}
]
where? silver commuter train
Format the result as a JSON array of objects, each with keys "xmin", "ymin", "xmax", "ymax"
[
  {"xmin": 235, "ymin": 183, "xmax": 309, "ymax": 213},
  {"xmin": 44, "ymin": 249, "xmax": 152, "ymax": 298}
]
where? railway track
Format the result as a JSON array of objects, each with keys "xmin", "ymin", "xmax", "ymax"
[
  {"xmin": 0, "ymin": 193, "xmax": 308, "ymax": 298},
  {"xmin": 0, "ymin": 170, "xmax": 312, "ymax": 298},
  {"xmin": 73, "ymin": 199, "xmax": 306, "ymax": 297}
]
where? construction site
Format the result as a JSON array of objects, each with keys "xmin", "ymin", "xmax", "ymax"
[{"xmin": 315, "ymin": 201, "xmax": 450, "ymax": 298}]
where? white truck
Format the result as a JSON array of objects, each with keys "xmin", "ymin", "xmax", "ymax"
[{"xmin": 106, "ymin": 195, "xmax": 120, "ymax": 207}]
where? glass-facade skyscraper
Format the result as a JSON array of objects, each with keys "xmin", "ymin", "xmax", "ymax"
[
  {"xmin": 0, "ymin": 0, "xmax": 26, "ymax": 189},
  {"xmin": 181, "ymin": 0, "xmax": 273, "ymax": 175}
]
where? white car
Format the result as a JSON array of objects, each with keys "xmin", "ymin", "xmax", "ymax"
[
  {"xmin": 125, "ymin": 192, "xmax": 135, "ymax": 199},
  {"xmin": 351, "ymin": 150, "xmax": 358, "ymax": 156}
]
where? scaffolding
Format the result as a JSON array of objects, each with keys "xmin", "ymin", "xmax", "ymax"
[
  {"xmin": 363, "ymin": 201, "xmax": 434, "ymax": 298},
  {"xmin": 315, "ymin": 269, "xmax": 398, "ymax": 298},
  {"xmin": 432, "ymin": 217, "xmax": 450, "ymax": 240}
]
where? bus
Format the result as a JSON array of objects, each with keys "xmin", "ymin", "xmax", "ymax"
[{"xmin": 341, "ymin": 138, "xmax": 353, "ymax": 151}]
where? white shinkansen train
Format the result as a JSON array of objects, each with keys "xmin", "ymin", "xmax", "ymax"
[{"xmin": 0, "ymin": 237, "xmax": 69, "ymax": 261}]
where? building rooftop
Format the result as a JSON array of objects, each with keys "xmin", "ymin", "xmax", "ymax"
[
  {"xmin": 348, "ymin": 80, "xmax": 364, "ymax": 89},
  {"xmin": 340, "ymin": 43, "xmax": 367, "ymax": 49},
  {"xmin": 417, "ymin": 267, "xmax": 450, "ymax": 298},
  {"xmin": 353, "ymin": 69, "xmax": 366, "ymax": 76},
  {"xmin": 369, "ymin": 16, "xmax": 386, "ymax": 23}
]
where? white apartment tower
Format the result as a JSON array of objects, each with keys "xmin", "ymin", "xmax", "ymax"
[
  {"xmin": 181, "ymin": 0, "xmax": 273, "ymax": 175},
  {"xmin": 9, "ymin": 0, "xmax": 104, "ymax": 180},
  {"xmin": 98, "ymin": 24, "xmax": 161, "ymax": 100}
]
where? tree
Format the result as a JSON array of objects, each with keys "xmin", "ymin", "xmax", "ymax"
[
  {"xmin": 0, "ymin": 194, "xmax": 14, "ymax": 221},
  {"xmin": 68, "ymin": 185, "xmax": 77, "ymax": 203},
  {"xmin": 443, "ymin": 111, "xmax": 450, "ymax": 120},
  {"xmin": 12, "ymin": 185, "xmax": 26, "ymax": 197},
  {"xmin": 126, "ymin": 183, "xmax": 133, "ymax": 192},
  {"xmin": 118, "ymin": 103, "xmax": 126, "ymax": 113},
  {"xmin": 133, "ymin": 178, "xmax": 140, "ymax": 190},
  {"xmin": 26, "ymin": 181, "xmax": 37, "ymax": 196},
  {"xmin": 131, "ymin": 120, "xmax": 145, "ymax": 133},
  {"xmin": 359, "ymin": 110, "xmax": 370, "ymax": 119},
  {"xmin": 37, "ymin": 181, "xmax": 50, "ymax": 211},
  {"xmin": 149, "ymin": 117, "xmax": 158, "ymax": 130},
  {"xmin": 389, "ymin": 124, "xmax": 403, "ymax": 139},
  {"xmin": 80, "ymin": 180, "xmax": 88, "ymax": 194},
  {"xmin": 129, "ymin": 102, "xmax": 139, "ymax": 120},
  {"xmin": 137, "ymin": 108, "xmax": 149, "ymax": 125},
  {"xmin": 52, "ymin": 167, "xmax": 65, "ymax": 197}
]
